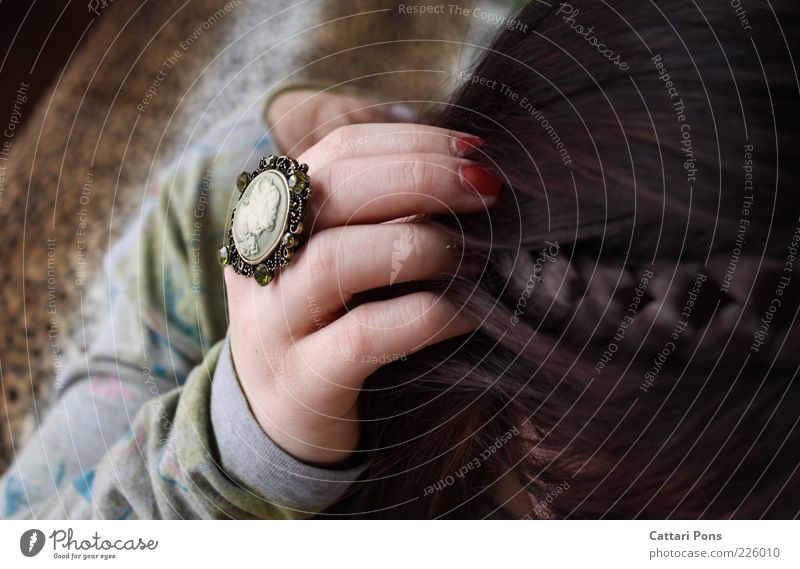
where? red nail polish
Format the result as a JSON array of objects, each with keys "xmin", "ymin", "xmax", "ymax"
[
  {"xmin": 451, "ymin": 135, "xmax": 484, "ymax": 158},
  {"xmin": 459, "ymin": 164, "xmax": 502, "ymax": 199}
]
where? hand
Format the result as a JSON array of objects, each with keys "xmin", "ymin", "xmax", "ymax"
[
  {"xmin": 224, "ymin": 122, "xmax": 501, "ymax": 466},
  {"xmin": 266, "ymin": 87, "xmax": 414, "ymax": 156}
]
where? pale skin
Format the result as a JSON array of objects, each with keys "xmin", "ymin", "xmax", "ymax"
[{"xmin": 226, "ymin": 89, "xmax": 532, "ymax": 516}]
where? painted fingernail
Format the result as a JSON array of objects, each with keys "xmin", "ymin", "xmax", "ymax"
[
  {"xmin": 450, "ymin": 135, "xmax": 484, "ymax": 158},
  {"xmin": 459, "ymin": 164, "xmax": 502, "ymax": 199}
]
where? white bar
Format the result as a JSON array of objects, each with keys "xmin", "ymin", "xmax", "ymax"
[{"xmin": 0, "ymin": 520, "xmax": 797, "ymax": 568}]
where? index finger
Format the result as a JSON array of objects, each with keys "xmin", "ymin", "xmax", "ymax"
[{"xmin": 299, "ymin": 122, "xmax": 484, "ymax": 168}]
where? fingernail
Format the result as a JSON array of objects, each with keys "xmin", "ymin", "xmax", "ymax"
[
  {"xmin": 450, "ymin": 135, "xmax": 484, "ymax": 158},
  {"xmin": 459, "ymin": 164, "xmax": 502, "ymax": 199},
  {"xmin": 384, "ymin": 103, "xmax": 416, "ymax": 122}
]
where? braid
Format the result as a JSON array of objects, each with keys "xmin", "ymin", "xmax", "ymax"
[{"xmin": 504, "ymin": 248, "xmax": 799, "ymax": 371}]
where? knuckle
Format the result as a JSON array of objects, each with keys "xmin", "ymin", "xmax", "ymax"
[
  {"xmin": 323, "ymin": 124, "xmax": 349, "ymax": 154},
  {"xmin": 407, "ymin": 124, "xmax": 431, "ymax": 151},
  {"xmin": 327, "ymin": 159, "xmax": 353, "ymax": 191},
  {"xmin": 398, "ymin": 157, "xmax": 433, "ymax": 194},
  {"xmin": 308, "ymin": 162, "xmax": 341, "ymax": 227},
  {"xmin": 413, "ymin": 292, "xmax": 441, "ymax": 327},
  {"xmin": 337, "ymin": 310, "xmax": 372, "ymax": 358},
  {"xmin": 321, "ymin": 124, "xmax": 367, "ymax": 160},
  {"xmin": 411, "ymin": 292, "xmax": 449, "ymax": 343},
  {"xmin": 318, "ymin": 160, "xmax": 338, "ymax": 198},
  {"xmin": 319, "ymin": 161, "xmax": 350, "ymax": 220},
  {"xmin": 305, "ymin": 230, "xmax": 338, "ymax": 278}
]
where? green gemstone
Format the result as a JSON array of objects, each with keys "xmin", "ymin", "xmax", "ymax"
[
  {"xmin": 218, "ymin": 245, "xmax": 230, "ymax": 266},
  {"xmin": 288, "ymin": 170, "xmax": 308, "ymax": 193},
  {"xmin": 267, "ymin": 155, "xmax": 277, "ymax": 169},
  {"xmin": 236, "ymin": 172, "xmax": 250, "ymax": 192},
  {"xmin": 254, "ymin": 264, "xmax": 272, "ymax": 286},
  {"xmin": 282, "ymin": 233, "xmax": 298, "ymax": 248}
]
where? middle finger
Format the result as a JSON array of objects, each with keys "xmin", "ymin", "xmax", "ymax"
[
  {"xmin": 308, "ymin": 153, "xmax": 502, "ymax": 231},
  {"xmin": 278, "ymin": 222, "xmax": 469, "ymax": 335}
]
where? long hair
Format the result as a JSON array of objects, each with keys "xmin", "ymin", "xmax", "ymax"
[{"xmin": 326, "ymin": 0, "xmax": 800, "ymax": 518}]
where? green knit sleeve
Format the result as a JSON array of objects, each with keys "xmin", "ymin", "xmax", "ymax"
[{"xmin": 24, "ymin": 339, "xmax": 310, "ymax": 520}]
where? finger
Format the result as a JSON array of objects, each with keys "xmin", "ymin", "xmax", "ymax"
[
  {"xmin": 224, "ymin": 262, "xmax": 281, "ymax": 336},
  {"xmin": 279, "ymin": 223, "xmax": 470, "ymax": 333},
  {"xmin": 268, "ymin": 90, "xmax": 410, "ymax": 156},
  {"xmin": 308, "ymin": 153, "xmax": 502, "ymax": 231},
  {"xmin": 297, "ymin": 291, "xmax": 475, "ymax": 389},
  {"xmin": 300, "ymin": 122, "xmax": 484, "ymax": 168}
]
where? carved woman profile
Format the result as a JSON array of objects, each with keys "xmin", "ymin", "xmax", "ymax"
[{"xmin": 234, "ymin": 176, "xmax": 281, "ymax": 258}]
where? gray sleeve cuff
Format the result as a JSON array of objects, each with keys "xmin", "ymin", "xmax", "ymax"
[{"xmin": 210, "ymin": 332, "xmax": 368, "ymax": 513}]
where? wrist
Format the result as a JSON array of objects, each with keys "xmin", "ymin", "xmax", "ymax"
[
  {"xmin": 250, "ymin": 396, "xmax": 361, "ymax": 468},
  {"xmin": 212, "ymin": 334, "xmax": 371, "ymax": 511},
  {"xmin": 228, "ymin": 329, "xmax": 362, "ymax": 467}
]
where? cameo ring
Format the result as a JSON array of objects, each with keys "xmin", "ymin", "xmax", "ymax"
[{"xmin": 219, "ymin": 154, "xmax": 312, "ymax": 286}]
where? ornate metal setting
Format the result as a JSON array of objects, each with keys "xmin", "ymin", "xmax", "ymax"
[{"xmin": 220, "ymin": 154, "xmax": 312, "ymax": 286}]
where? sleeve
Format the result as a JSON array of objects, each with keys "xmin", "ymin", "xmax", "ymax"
[
  {"xmin": 1, "ymin": 334, "xmax": 368, "ymax": 519},
  {"xmin": 10, "ymin": 339, "xmax": 295, "ymax": 519},
  {"xmin": 13, "ymin": 337, "xmax": 367, "ymax": 519},
  {"xmin": 211, "ymin": 334, "xmax": 369, "ymax": 514},
  {"xmin": 0, "ymin": 102, "xmax": 367, "ymax": 519}
]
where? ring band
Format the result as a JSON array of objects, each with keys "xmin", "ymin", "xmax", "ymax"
[{"xmin": 219, "ymin": 154, "xmax": 312, "ymax": 286}]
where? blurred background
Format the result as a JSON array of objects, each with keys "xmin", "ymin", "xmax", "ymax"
[{"xmin": 0, "ymin": 2, "xmax": 100, "ymax": 134}]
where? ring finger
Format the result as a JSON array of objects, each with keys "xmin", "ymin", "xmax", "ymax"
[{"xmin": 276, "ymin": 222, "xmax": 471, "ymax": 334}]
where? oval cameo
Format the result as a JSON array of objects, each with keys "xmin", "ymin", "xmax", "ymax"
[{"xmin": 232, "ymin": 170, "xmax": 290, "ymax": 264}]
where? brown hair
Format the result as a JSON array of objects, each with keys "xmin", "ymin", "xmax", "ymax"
[{"xmin": 327, "ymin": 0, "xmax": 800, "ymax": 518}]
